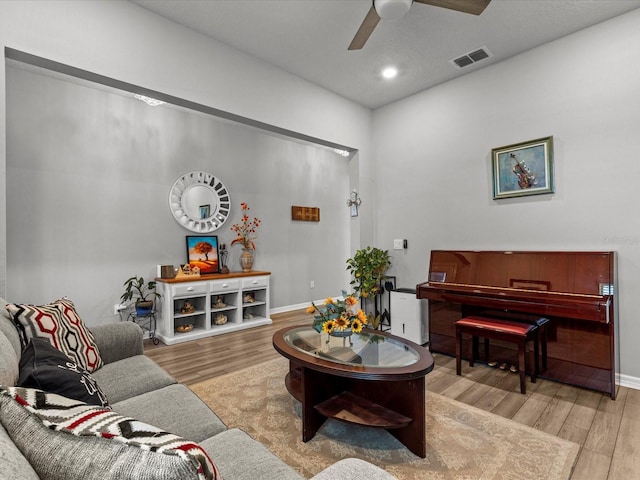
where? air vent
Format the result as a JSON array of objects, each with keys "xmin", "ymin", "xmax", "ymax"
[{"xmin": 450, "ymin": 46, "xmax": 493, "ymax": 69}]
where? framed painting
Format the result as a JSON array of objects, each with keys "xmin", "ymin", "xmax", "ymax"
[
  {"xmin": 199, "ymin": 204, "xmax": 210, "ymax": 219},
  {"xmin": 186, "ymin": 235, "xmax": 220, "ymax": 275},
  {"xmin": 492, "ymin": 136, "xmax": 554, "ymax": 199}
]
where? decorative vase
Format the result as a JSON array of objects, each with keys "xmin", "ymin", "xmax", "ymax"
[
  {"xmin": 330, "ymin": 328, "xmax": 353, "ymax": 338},
  {"xmin": 239, "ymin": 248, "xmax": 254, "ymax": 272},
  {"xmin": 328, "ymin": 328, "xmax": 353, "ymax": 347}
]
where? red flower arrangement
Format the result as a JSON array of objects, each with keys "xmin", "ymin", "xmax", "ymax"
[{"xmin": 230, "ymin": 202, "xmax": 261, "ymax": 250}]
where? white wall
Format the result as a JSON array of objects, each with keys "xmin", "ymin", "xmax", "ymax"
[
  {"xmin": 0, "ymin": 0, "xmax": 373, "ymax": 309},
  {"xmin": 373, "ymin": 9, "xmax": 640, "ymax": 381}
]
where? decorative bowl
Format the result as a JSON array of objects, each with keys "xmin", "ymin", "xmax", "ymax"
[{"xmin": 176, "ymin": 324, "xmax": 194, "ymax": 333}]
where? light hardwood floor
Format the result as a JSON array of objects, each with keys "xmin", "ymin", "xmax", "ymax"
[{"xmin": 144, "ymin": 310, "xmax": 640, "ymax": 480}]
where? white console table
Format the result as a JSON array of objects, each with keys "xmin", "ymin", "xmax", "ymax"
[{"xmin": 155, "ymin": 271, "xmax": 271, "ymax": 345}]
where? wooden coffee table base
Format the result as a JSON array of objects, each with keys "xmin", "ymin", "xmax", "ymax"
[{"xmin": 285, "ymin": 362, "xmax": 426, "ymax": 458}]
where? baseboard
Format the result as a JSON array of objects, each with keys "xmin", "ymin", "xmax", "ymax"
[
  {"xmin": 618, "ymin": 373, "xmax": 640, "ymax": 391},
  {"xmin": 270, "ymin": 302, "xmax": 308, "ymax": 315},
  {"xmin": 270, "ymin": 296, "xmax": 346, "ymax": 316}
]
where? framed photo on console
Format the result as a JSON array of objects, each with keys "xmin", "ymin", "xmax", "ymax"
[
  {"xmin": 492, "ymin": 136, "xmax": 554, "ymax": 199},
  {"xmin": 186, "ymin": 235, "xmax": 220, "ymax": 274}
]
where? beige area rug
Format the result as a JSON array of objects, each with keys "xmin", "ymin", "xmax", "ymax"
[{"xmin": 190, "ymin": 358, "xmax": 579, "ymax": 479}]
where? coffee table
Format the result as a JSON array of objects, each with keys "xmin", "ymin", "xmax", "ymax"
[{"xmin": 272, "ymin": 325, "xmax": 434, "ymax": 457}]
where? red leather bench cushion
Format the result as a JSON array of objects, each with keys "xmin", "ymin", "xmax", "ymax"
[{"xmin": 455, "ymin": 316, "xmax": 536, "ymax": 337}]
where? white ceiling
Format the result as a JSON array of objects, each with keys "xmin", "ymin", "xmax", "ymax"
[{"xmin": 131, "ymin": 0, "xmax": 640, "ymax": 109}]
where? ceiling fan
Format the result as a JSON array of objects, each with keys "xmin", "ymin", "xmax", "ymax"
[{"xmin": 348, "ymin": 0, "xmax": 492, "ymax": 50}]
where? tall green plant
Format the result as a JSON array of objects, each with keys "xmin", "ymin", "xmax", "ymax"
[{"xmin": 346, "ymin": 246, "xmax": 391, "ymax": 299}]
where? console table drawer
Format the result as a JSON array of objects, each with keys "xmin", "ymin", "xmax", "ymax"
[
  {"xmin": 242, "ymin": 276, "xmax": 268, "ymax": 289},
  {"xmin": 209, "ymin": 279, "xmax": 240, "ymax": 292},
  {"xmin": 172, "ymin": 283, "xmax": 207, "ymax": 297}
]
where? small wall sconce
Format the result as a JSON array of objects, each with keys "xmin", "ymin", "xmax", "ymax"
[{"xmin": 347, "ymin": 190, "xmax": 362, "ymax": 217}]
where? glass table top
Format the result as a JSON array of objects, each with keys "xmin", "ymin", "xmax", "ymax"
[{"xmin": 282, "ymin": 326, "xmax": 421, "ymax": 368}]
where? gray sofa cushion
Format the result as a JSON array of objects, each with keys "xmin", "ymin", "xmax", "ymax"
[
  {"xmin": 112, "ymin": 384, "xmax": 227, "ymax": 443},
  {"xmin": 90, "ymin": 322, "xmax": 144, "ymax": 364},
  {"xmin": 310, "ymin": 459, "xmax": 396, "ymax": 480},
  {"xmin": 0, "ymin": 333, "xmax": 19, "ymax": 387},
  {"xmin": 0, "ymin": 422, "xmax": 39, "ymax": 480},
  {"xmin": 92, "ymin": 355, "xmax": 176, "ymax": 404},
  {"xmin": 0, "ymin": 297, "xmax": 22, "ymax": 358},
  {"xmin": 200, "ymin": 428, "xmax": 305, "ymax": 480}
]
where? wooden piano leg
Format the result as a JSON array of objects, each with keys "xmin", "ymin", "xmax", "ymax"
[
  {"xmin": 470, "ymin": 335, "xmax": 479, "ymax": 367},
  {"xmin": 532, "ymin": 332, "xmax": 539, "ymax": 383},
  {"xmin": 540, "ymin": 326, "xmax": 548, "ymax": 372},
  {"xmin": 455, "ymin": 325, "xmax": 462, "ymax": 376},
  {"xmin": 518, "ymin": 341, "xmax": 526, "ymax": 394}
]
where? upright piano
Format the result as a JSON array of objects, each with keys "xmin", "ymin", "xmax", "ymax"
[{"xmin": 417, "ymin": 250, "xmax": 618, "ymax": 398}]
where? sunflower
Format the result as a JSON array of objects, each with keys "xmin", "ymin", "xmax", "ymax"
[
  {"xmin": 322, "ymin": 320, "xmax": 336, "ymax": 334},
  {"xmin": 308, "ymin": 290, "xmax": 368, "ymax": 334},
  {"xmin": 350, "ymin": 318, "xmax": 364, "ymax": 333},
  {"xmin": 334, "ymin": 315, "xmax": 350, "ymax": 331}
]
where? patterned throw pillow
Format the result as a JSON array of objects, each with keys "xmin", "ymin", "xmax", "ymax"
[
  {"xmin": 0, "ymin": 386, "xmax": 220, "ymax": 480},
  {"xmin": 18, "ymin": 337, "xmax": 109, "ymax": 407},
  {"xmin": 6, "ymin": 298, "xmax": 103, "ymax": 372}
]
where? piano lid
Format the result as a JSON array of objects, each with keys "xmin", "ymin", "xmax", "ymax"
[
  {"xmin": 418, "ymin": 251, "xmax": 615, "ymax": 322},
  {"xmin": 424, "ymin": 250, "xmax": 615, "ymax": 297}
]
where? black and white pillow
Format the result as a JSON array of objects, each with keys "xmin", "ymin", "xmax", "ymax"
[{"xmin": 18, "ymin": 337, "xmax": 109, "ymax": 407}]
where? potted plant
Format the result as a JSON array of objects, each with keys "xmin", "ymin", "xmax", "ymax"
[
  {"xmin": 120, "ymin": 276, "xmax": 161, "ymax": 315},
  {"xmin": 346, "ymin": 246, "xmax": 391, "ymax": 327},
  {"xmin": 346, "ymin": 246, "xmax": 391, "ymax": 298}
]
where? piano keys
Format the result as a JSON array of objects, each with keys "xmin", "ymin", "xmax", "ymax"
[{"xmin": 417, "ymin": 250, "xmax": 618, "ymax": 398}]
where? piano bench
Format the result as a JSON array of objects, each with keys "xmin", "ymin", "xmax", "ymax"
[
  {"xmin": 475, "ymin": 312, "xmax": 550, "ymax": 373},
  {"xmin": 455, "ymin": 316, "xmax": 539, "ymax": 394}
]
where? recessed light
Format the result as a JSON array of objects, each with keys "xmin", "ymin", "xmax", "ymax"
[{"xmin": 381, "ymin": 67, "xmax": 398, "ymax": 79}]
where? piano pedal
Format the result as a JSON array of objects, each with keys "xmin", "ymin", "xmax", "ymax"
[{"xmin": 488, "ymin": 361, "xmax": 498, "ymax": 368}]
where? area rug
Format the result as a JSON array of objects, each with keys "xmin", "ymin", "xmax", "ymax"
[{"xmin": 190, "ymin": 358, "xmax": 579, "ymax": 479}]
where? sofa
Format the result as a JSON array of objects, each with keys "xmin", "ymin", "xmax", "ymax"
[{"xmin": 0, "ymin": 296, "xmax": 396, "ymax": 480}]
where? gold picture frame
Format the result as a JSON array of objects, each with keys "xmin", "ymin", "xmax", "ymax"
[{"xmin": 492, "ymin": 136, "xmax": 554, "ymax": 199}]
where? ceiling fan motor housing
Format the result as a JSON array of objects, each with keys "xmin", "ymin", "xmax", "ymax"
[{"xmin": 374, "ymin": 0, "xmax": 413, "ymax": 21}]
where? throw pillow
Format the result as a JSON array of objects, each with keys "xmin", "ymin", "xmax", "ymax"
[
  {"xmin": 6, "ymin": 298, "xmax": 103, "ymax": 372},
  {"xmin": 18, "ymin": 337, "xmax": 109, "ymax": 407},
  {"xmin": 0, "ymin": 386, "xmax": 220, "ymax": 480}
]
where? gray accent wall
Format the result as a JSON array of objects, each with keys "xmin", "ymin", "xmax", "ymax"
[{"xmin": 6, "ymin": 64, "xmax": 351, "ymax": 323}]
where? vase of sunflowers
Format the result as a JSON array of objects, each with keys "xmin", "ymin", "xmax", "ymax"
[{"xmin": 307, "ymin": 291, "xmax": 367, "ymax": 338}]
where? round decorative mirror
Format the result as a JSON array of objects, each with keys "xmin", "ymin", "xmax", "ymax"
[{"xmin": 169, "ymin": 171, "xmax": 231, "ymax": 233}]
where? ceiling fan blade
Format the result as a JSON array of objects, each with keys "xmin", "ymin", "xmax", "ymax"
[
  {"xmin": 348, "ymin": 5, "xmax": 381, "ymax": 50},
  {"xmin": 414, "ymin": 0, "xmax": 491, "ymax": 16}
]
